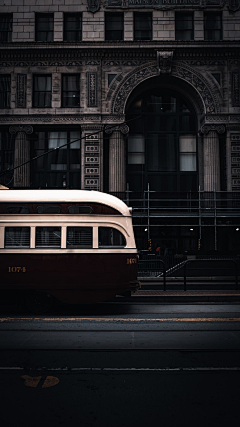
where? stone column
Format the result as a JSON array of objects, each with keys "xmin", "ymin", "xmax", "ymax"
[
  {"xmin": 201, "ymin": 124, "xmax": 225, "ymax": 192},
  {"xmin": 9, "ymin": 125, "xmax": 33, "ymax": 187},
  {"xmin": 105, "ymin": 124, "xmax": 129, "ymax": 193}
]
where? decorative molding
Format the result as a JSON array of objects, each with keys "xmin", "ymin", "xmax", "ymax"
[
  {"xmin": 87, "ymin": 72, "xmax": 98, "ymax": 108},
  {"xmin": 16, "ymin": 74, "xmax": 27, "ymax": 108},
  {"xmin": 105, "ymin": 123, "xmax": 129, "ymax": 135},
  {"xmin": 9, "ymin": 125, "xmax": 33, "ymax": 135},
  {"xmin": 111, "ymin": 61, "xmax": 219, "ymax": 115},
  {"xmin": 228, "ymin": 0, "xmax": 240, "ymax": 12},
  {"xmin": 232, "ymin": 72, "xmax": 240, "ymax": 107},
  {"xmin": 104, "ymin": 0, "xmax": 225, "ymax": 8},
  {"xmin": 200, "ymin": 124, "xmax": 226, "ymax": 135},
  {"xmin": 1, "ymin": 115, "xmax": 102, "ymax": 124},
  {"xmin": 87, "ymin": 0, "xmax": 100, "ymax": 13},
  {"xmin": 157, "ymin": 51, "xmax": 173, "ymax": 74}
]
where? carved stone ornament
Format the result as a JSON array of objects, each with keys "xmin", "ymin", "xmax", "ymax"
[
  {"xmin": 157, "ymin": 51, "xmax": 173, "ymax": 74},
  {"xmin": 9, "ymin": 125, "xmax": 33, "ymax": 135},
  {"xmin": 200, "ymin": 124, "xmax": 226, "ymax": 135},
  {"xmin": 87, "ymin": 0, "xmax": 100, "ymax": 13},
  {"xmin": 228, "ymin": 0, "xmax": 240, "ymax": 12},
  {"xmin": 105, "ymin": 123, "xmax": 129, "ymax": 135}
]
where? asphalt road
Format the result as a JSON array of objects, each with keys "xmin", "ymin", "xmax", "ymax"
[{"xmin": 0, "ymin": 302, "xmax": 240, "ymax": 427}]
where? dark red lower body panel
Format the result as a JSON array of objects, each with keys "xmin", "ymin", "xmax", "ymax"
[{"xmin": 0, "ymin": 253, "xmax": 138, "ymax": 304}]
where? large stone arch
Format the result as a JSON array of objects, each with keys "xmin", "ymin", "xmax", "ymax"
[{"xmin": 110, "ymin": 62, "xmax": 222, "ymax": 116}]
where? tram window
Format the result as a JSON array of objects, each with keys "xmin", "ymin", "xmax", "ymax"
[
  {"xmin": 6, "ymin": 206, "xmax": 30, "ymax": 214},
  {"xmin": 98, "ymin": 227, "xmax": 126, "ymax": 248},
  {"xmin": 68, "ymin": 206, "xmax": 93, "ymax": 214},
  {"xmin": 5, "ymin": 227, "xmax": 30, "ymax": 248},
  {"xmin": 37, "ymin": 206, "xmax": 61, "ymax": 214},
  {"xmin": 67, "ymin": 227, "xmax": 92, "ymax": 248},
  {"xmin": 36, "ymin": 227, "xmax": 61, "ymax": 248}
]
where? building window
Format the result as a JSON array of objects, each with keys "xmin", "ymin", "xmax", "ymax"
[
  {"xmin": 62, "ymin": 74, "xmax": 80, "ymax": 107},
  {"xmin": 64, "ymin": 13, "xmax": 82, "ymax": 42},
  {"xmin": 35, "ymin": 13, "xmax": 54, "ymax": 42},
  {"xmin": 0, "ymin": 75, "xmax": 11, "ymax": 108},
  {"xmin": 105, "ymin": 13, "xmax": 124, "ymax": 41},
  {"xmin": 0, "ymin": 14, "xmax": 12, "ymax": 42},
  {"xmin": 0, "ymin": 131, "xmax": 14, "ymax": 186},
  {"xmin": 204, "ymin": 12, "xmax": 222, "ymax": 41},
  {"xmin": 32, "ymin": 130, "xmax": 81, "ymax": 188},
  {"xmin": 33, "ymin": 75, "xmax": 52, "ymax": 108},
  {"xmin": 134, "ymin": 13, "xmax": 152, "ymax": 41},
  {"xmin": 175, "ymin": 12, "xmax": 194, "ymax": 41}
]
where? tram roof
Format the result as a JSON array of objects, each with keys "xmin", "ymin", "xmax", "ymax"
[{"xmin": 0, "ymin": 189, "xmax": 131, "ymax": 216}]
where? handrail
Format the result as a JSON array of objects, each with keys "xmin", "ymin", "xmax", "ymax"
[
  {"xmin": 183, "ymin": 259, "xmax": 239, "ymax": 291},
  {"xmin": 138, "ymin": 259, "xmax": 166, "ymax": 291}
]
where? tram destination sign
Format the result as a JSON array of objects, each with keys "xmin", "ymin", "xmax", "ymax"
[{"xmin": 107, "ymin": 0, "xmax": 221, "ymax": 6}]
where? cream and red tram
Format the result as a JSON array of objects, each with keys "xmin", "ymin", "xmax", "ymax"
[{"xmin": 0, "ymin": 189, "xmax": 138, "ymax": 312}]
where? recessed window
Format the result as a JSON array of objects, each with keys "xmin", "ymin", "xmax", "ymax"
[
  {"xmin": 105, "ymin": 13, "xmax": 124, "ymax": 41},
  {"xmin": 62, "ymin": 74, "xmax": 80, "ymax": 107},
  {"xmin": 6, "ymin": 206, "xmax": 30, "ymax": 214},
  {"xmin": 67, "ymin": 227, "xmax": 92, "ymax": 248},
  {"xmin": 68, "ymin": 206, "xmax": 93, "ymax": 214},
  {"xmin": 32, "ymin": 130, "xmax": 81, "ymax": 188},
  {"xmin": 36, "ymin": 227, "xmax": 61, "ymax": 248},
  {"xmin": 35, "ymin": 13, "xmax": 54, "ymax": 42},
  {"xmin": 37, "ymin": 206, "xmax": 61, "ymax": 214},
  {"xmin": 0, "ymin": 75, "xmax": 11, "ymax": 109},
  {"xmin": 99, "ymin": 227, "xmax": 126, "ymax": 247},
  {"xmin": 134, "ymin": 13, "xmax": 152, "ymax": 41},
  {"xmin": 204, "ymin": 12, "xmax": 222, "ymax": 41},
  {"xmin": 64, "ymin": 13, "xmax": 82, "ymax": 42},
  {"xmin": 5, "ymin": 227, "xmax": 30, "ymax": 248},
  {"xmin": 33, "ymin": 75, "xmax": 52, "ymax": 108},
  {"xmin": 175, "ymin": 12, "xmax": 194, "ymax": 41},
  {"xmin": 0, "ymin": 14, "xmax": 12, "ymax": 42}
]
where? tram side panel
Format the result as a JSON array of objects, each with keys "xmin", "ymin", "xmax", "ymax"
[{"xmin": 0, "ymin": 252, "xmax": 138, "ymax": 304}]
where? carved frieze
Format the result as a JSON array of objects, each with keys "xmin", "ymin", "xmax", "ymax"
[
  {"xmin": 232, "ymin": 72, "xmax": 240, "ymax": 107},
  {"xmin": 111, "ymin": 62, "xmax": 219, "ymax": 115},
  {"xmin": 16, "ymin": 74, "xmax": 27, "ymax": 108},
  {"xmin": 87, "ymin": 72, "xmax": 98, "ymax": 108}
]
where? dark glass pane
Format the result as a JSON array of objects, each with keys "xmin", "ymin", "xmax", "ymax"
[
  {"xmin": 67, "ymin": 227, "xmax": 92, "ymax": 248},
  {"xmin": 5, "ymin": 227, "xmax": 30, "ymax": 248},
  {"xmin": 175, "ymin": 12, "xmax": 194, "ymax": 40},
  {"xmin": 105, "ymin": 13, "xmax": 124, "ymax": 40},
  {"xmin": 68, "ymin": 206, "xmax": 93, "ymax": 214},
  {"xmin": 64, "ymin": 14, "xmax": 82, "ymax": 42},
  {"xmin": 6, "ymin": 206, "xmax": 30, "ymax": 214},
  {"xmin": 147, "ymin": 134, "xmax": 177, "ymax": 172},
  {"xmin": 37, "ymin": 206, "xmax": 61, "ymax": 214},
  {"xmin": 0, "ymin": 75, "xmax": 11, "ymax": 108},
  {"xmin": 36, "ymin": 14, "xmax": 54, "ymax": 41},
  {"xmin": 179, "ymin": 115, "xmax": 196, "ymax": 132},
  {"xmin": 36, "ymin": 227, "xmax": 61, "ymax": 247},
  {"xmin": 134, "ymin": 13, "xmax": 152, "ymax": 40},
  {"xmin": 148, "ymin": 174, "xmax": 177, "ymax": 192},
  {"xmin": 99, "ymin": 227, "xmax": 126, "ymax": 247},
  {"xmin": 0, "ymin": 14, "xmax": 12, "ymax": 42},
  {"xmin": 62, "ymin": 75, "xmax": 80, "ymax": 107},
  {"xmin": 180, "ymin": 175, "xmax": 197, "ymax": 191}
]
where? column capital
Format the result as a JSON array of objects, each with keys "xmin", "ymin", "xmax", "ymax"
[
  {"xmin": 105, "ymin": 123, "xmax": 129, "ymax": 135},
  {"xmin": 9, "ymin": 125, "xmax": 33, "ymax": 135},
  {"xmin": 200, "ymin": 124, "xmax": 226, "ymax": 136}
]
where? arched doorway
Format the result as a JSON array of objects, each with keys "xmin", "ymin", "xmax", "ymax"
[{"xmin": 126, "ymin": 87, "xmax": 198, "ymax": 193}]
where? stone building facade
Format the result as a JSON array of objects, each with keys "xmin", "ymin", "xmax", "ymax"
[{"xmin": 0, "ymin": 0, "xmax": 240, "ymax": 252}]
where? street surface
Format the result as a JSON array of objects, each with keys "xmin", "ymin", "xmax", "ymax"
[{"xmin": 0, "ymin": 302, "xmax": 240, "ymax": 427}]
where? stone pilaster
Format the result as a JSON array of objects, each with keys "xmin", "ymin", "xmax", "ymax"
[
  {"xmin": 105, "ymin": 124, "xmax": 129, "ymax": 193},
  {"xmin": 200, "ymin": 124, "xmax": 225, "ymax": 192},
  {"xmin": 9, "ymin": 125, "xmax": 33, "ymax": 187}
]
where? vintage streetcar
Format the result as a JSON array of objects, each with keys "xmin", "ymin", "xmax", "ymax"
[{"xmin": 0, "ymin": 189, "xmax": 138, "ymax": 313}]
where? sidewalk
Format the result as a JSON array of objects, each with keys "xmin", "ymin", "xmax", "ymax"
[{"xmin": 128, "ymin": 290, "xmax": 240, "ymax": 303}]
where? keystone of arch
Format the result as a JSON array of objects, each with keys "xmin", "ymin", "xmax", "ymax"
[{"xmin": 111, "ymin": 62, "xmax": 219, "ymax": 115}]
